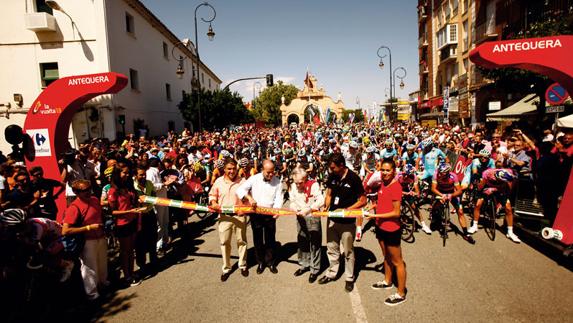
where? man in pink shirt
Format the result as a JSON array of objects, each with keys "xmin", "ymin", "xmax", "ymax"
[{"xmin": 209, "ymin": 158, "xmax": 248, "ymax": 281}]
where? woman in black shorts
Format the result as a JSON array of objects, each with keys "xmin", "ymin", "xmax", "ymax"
[{"xmin": 370, "ymin": 159, "xmax": 407, "ymax": 306}]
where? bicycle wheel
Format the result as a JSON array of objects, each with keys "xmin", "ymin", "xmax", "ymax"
[
  {"xmin": 442, "ymin": 203, "xmax": 450, "ymax": 247},
  {"xmin": 400, "ymin": 203, "xmax": 415, "ymax": 242},
  {"xmin": 195, "ymin": 195, "xmax": 208, "ymax": 219},
  {"xmin": 483, "ymin": 198, "xmax": 497, "ymax": 241}
]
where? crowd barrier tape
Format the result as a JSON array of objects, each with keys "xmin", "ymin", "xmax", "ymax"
[{"xmin": 139, "ymin": 196, "xmax": 382, "ymax": 218}]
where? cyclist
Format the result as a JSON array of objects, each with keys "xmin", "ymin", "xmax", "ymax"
[
  {"xmin": 0, "ymin": 208, "xmax": 74, "ymax": 282},
  {"xmin": 467, "ymin": 168, "xmax": 521, "ymax": 243},
  {"xmin": 401, "ymin": 144, "xmax": 419, "ymax": 170},
  {"xmin": 420, "ymin": 138, "xmax": 446, "ymax": 186},
  {"xmin": 380, "ymin": 139, "xmax": 398, "ymax": 161},
  {"xmin": 471, "ymin": 149, "xmax": 495, "ymax": 181},
  {"xmin": 431, "ymin": 163, "xmax": 475, "ymax": 244},
  {"xmin": 398, "ymin": 164, "xmax": 431, "ymax": 234}
]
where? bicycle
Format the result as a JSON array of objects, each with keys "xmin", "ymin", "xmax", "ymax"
[
  {"xmin": 480, "ymin": 188, "xmax": 499, "ymax": 241},
  {"xmin": 195, "ymin": 189, "xmax": 214, "ymax": 220},
  {"xmin": 400, "ymin": 193, "xmax": 418, "ymax": 242},
  {"xmin": 433, "ymin": 196, "xmax": 451, "ymax": 247}
]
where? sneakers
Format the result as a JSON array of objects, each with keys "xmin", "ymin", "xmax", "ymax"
[
  {"xmin": 371, "ymin": 280, "xmax": 393, "ymax": 290},
  {"xmin": 355, "ymin": 227, "xmax": 362, "ymax": 242},
  {"xmin": 421, "ymin": 223, "xmax": 432, "ymax": 235},
  {"xmin": 506, "ymin": 232, "xmax": 521, "ymax": 243},
  {"xmin": 467, "ymin": 224, "xmax": 478, "ymax": 234},
  {"xmin": 384, "ymin": 293, "xmax": 407, "ymax": 306},
  {"xmin": 59, "ymin": 260, "xmax": 74, "ymax": 282},
  {"xmin": 345, "ymin": 281, "xmax": 354, "ymax": 292},
  {"xmin": 129, "ymin": 276, "xmax": 142, "ymax": 287}
]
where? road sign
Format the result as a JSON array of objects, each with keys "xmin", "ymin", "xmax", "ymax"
[
  {"xmin": 546, "ymin": 105, "xmax": 565, "ymax": 113},
  {"xmin": 545, "ymin": 82, "xmax": 569, "ymax": 106}
]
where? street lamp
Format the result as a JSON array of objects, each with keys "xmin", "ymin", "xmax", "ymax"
[
  {"xmin": 393, "ymin": 67, "xmax": 407, "ymax": 93},
  {"xmin": 173, "ymin": 2, "xmax": 216, "ymax": 132},
  {"xmin": 377, "ymin": 45, "xmax": 393, "ymax": 122},
  {"xmin": 253, "ymin": 82, "xmax": 262, "ymax": 101}
]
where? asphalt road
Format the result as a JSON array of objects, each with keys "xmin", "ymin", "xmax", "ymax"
[{"xmin": 95, "ymin": 208, "xmax": 573, "ymax": 323}]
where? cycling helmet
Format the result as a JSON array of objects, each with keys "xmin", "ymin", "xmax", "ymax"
[
  {"xmin": 495, "ymin": 169, "xmax": 516, "ymax": 182},
  {"xmin": 403, "ymin": 164, "xmax": 415, "ymax": 176},
  {"xmin": 349, "ymin": 141, "xmax": 359, "ymax": 149},
  {"xmin": 384, "ymin": 139, "xmax": 393, "ymax": 146},
  {"xmin": 479, "ymin": 149, "xmax": 491, "ymax": 158},
  {"xmin": 437, "ymin": 163, "xmax": 452, "ymax": 174},
  {"xmin": 203, "ymin": 153, "xmax": 211, "ymax": 160},
  {"xmin": 298, "ymin": 149, "xmax": 306, "ymax": 157},
  {"xmin": 104, "ymin": 166, "xmax": 114, "ymax": 178},
  {"xmin": 239, "ymin": 158, "xmax": 249, "ymax": 168},
  {"xmin": 215, "ymin": 159, "xmax": 224, "ymax": 169},
  {"xmin": 406, "ymin": 144, "xmax": 416, "ymax": 150},
  {"xmin": 193, "ymin": 162, "xmax": 203, "ymax": 172},
  {"xmin": 0, "ymin": 209, "xmax": 26, "ymax": 226},
  {"xmin": 421, "ymin": 138, "xmax": 433, "ymax": 149},
  {"xmin": 220, "ymin": 150, "xmax": 230, "ymax": 158},
  {"xmin": 284, "ymin": 148, "xmax": 293, "ymax": 156},
  {"xmin": 366, "ymin": 146, "xmax": 376, "ymax": 153},
  {"xmin": 394, "ymin": 133, "xmax": 402, "ymax": 138},
  {"xmin": 273, "ymin": 148, "xmax": 282, "ymax": 155}
]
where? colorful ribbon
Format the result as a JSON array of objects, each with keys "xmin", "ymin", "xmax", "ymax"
[{"xmin": 139, "ymin": 196, "xmax": 381, "ymax": 218}]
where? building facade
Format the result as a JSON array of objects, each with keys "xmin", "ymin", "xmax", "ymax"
[
  {"xmin": 418, "ymin": 0, "xmax": 573, "ymax": 126},
  {"xmin": 0, "ymin": 0, "xmax": 221, "ymax": 153},
  {"xmin": 280, "ymin": 73, "xmax": 345, "ymax": 125}
]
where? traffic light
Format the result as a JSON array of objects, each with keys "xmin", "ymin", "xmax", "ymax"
[
  {"xmin": 266, "ymin": 74, "xmax": 273, "ymax": 87},
  {"xmin": 118, "ymin": 115, "xmax": 125, "ymax": 125}
]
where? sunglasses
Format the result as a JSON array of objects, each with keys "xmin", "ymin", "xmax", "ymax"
[{"xmin": 76, "ymin": 187, "xmax": 92, "ymax": 193}]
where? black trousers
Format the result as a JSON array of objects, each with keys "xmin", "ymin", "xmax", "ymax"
[
  {"xmin": 250, "ymin": 214, "xmax": 277, "ymax": 266},
  {"xmin": 136, "ymin": 211, "xmax": 158, "ymax": 268}
]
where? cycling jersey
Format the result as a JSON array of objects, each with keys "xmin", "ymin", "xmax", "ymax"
[
  {"xmin": 432, "ymin": 171, "xmax": 459, "ymax": 193},
  {"xmin": 422, "ymin": 148, "xmax": 446, "ymax": 179},
  {"xmin": 471, "ymin": 158, "xmax": 495, "ymax": 177},
  {"xmin": 481, "ymin": 168, "xmax": 511, "ymax": 194},
  {"xmin": 380, "ymin": 148, "xmax": 397, "ymax": 159},
  {"xmin": 401, "ymin": 151, "xmax": 419, "ymax": 166},
  {"xmin": 397, "ymin": 172, "xmax": 417, "ymax": 192}
]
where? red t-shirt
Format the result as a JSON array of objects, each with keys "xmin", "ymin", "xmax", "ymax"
[
  {"xmin": 108, "ymin": 187, "xmax": 137, "ymax": 226},
  {"xmin": 375, "ymin": 180, "xmax": 402, "ymax": 232},
  {"xmin": 63, "ymin": 196, "xmax": 104, "ymax": 240}
]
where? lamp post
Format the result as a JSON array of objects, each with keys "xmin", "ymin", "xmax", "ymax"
[
  {"xmin": 377, "ymin": 45, "xmax": 394, "ymax": 122},
  {"xmin": 253, "ymin": 82, "xmax": 262, "ymax": 102},
  {"xmin": 392, "ymin": 67, "xmax": 407, "ymax": 121},
  {"xmin": 174, "ymin": 2, "xmax": 216, "ymax": 132}
]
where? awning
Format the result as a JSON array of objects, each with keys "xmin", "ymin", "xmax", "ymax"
[
  {"xmin": 486, "ymin": 94, "xmax": 543, "ymax": 121},
  {"xmin": 558, "ymin": 113, "xmax": 573, "ymax": 128},
  {"xmin": 420, "ymin": 111, "xmax": 445, "ymax": 119}
]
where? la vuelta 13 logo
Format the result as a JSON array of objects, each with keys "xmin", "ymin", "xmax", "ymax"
[{"xmin": 32, "ymin": 101, "xmax": 42, "ymax": 114}]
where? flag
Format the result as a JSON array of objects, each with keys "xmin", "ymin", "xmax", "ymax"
[
  {"xmin": 318, "ymin": 105, "xmax": 325, "ymax": 123},
  {"xmin": 349, "ymin": 113, "xmax": 355, "ymax": 124},
  {"xmin": 326, "ymin": 107, "xmax": 331, "ymax": 124}
]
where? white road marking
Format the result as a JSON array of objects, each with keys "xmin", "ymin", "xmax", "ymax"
[{"xmin": 349, "ymin": 285, "xmax": 369, "ymax": 323}]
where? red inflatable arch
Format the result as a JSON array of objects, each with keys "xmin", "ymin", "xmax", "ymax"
[
  {"xmin": 23, "ymin": 72, "xmax": 127, "ymax": 221},
  {"xmin": 470, "ymin": 35, "xmax": 573, "ymax": 245}
]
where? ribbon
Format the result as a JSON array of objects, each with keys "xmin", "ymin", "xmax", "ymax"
[{"xmin": 139, "ymin": 196, "xmax": 384, "ymax": 218}]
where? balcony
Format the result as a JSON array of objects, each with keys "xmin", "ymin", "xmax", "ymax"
[
  {"xmin": 418, "ymin": 34, "xmax": 428, "ymax": 48},
  {"xmin": 418, "ymin": 5, "xmax": 428, "ymax": 22},
  {"xmin": 475, "ymin": 22, "xmax": 498, "ymax": 45},
  {"xmin": 440, "ymin": 45, "xmax": 457, "ymax": 63},
  {"xmin": 24, "ymin": 12, "xmax": 57, "ymax": 32},
  {"xmin": 419, "ymin": 61, "xmax": 429, "ymax": 74}
]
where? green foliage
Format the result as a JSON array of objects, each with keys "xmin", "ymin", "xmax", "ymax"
[
  {"xmin": 252, "ymin": 81, "xmax": 299, "ymax": 127},
  {"xmin": 178, "ymin": 89, "xmax": 254, "ymax": 131},
  {"xmin": 340, "ymin": 109, "xmax": 364, "ymax": 123}
]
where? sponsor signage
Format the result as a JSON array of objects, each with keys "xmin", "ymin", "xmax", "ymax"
[{"xmin": 26, "ymin": 128, "xmax": 51, "ymax": 157}]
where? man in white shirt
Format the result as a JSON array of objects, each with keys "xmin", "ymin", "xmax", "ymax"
[
  {"xmin": 146, "ymin": 159, "xmax": 169, "ymax": 253},
  {"xmin": 236, "ymin": 160, "xmax": 283, "ymax": 274},
  {"xmin": 289, "ymin": 167, "xmax": 324, "ymax": 283}
]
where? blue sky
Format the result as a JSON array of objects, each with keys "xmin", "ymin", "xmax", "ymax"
[{"xmin": 141, "ymin": 0, "xmax": 419, "ymax": 110}]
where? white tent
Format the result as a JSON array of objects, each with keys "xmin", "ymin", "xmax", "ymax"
[
  {"xmin": 558, "ymin": 113, "xmax": 573, "ymax": 128},
  {"xmin": 486, "ymin": 94, "xmax": 540, "ymax": 121}
]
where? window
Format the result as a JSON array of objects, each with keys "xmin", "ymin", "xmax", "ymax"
[
  {"xmin": 36, "ymin": 0, "xmax": 53, "ymax": 14},
  {"xmin": 165, "ymin": 83, "xmax": 171, "ymax": 101},
  {"xmin": 463, "ymin": 20, "xmax": 469, "ymax": 51},
  {"xmin": 450, "ymin": 24, "xmax": 457, "ymax": 42},
  {"xmin": 40, "ymin": 62, "xmax": 58, "ymax": 88},
  {"xmin": 201, "ymin": 72, "xmax": 204, "ymax": 84},
  {"xmin": 437, "ymin": 24, "xmax": 458, "ymax": 49},
  {"xmin": 129, "ymin": 68, "xmax": 139, "ymax": 90},
  {"xmin": 125, "ymin": 13, "xmax": 135, "ymax": 34},
  {"xmin": 208, "ymin": 78, "xmax": 211, "ymax": 89},
  {"xmin": 163, "ymin": 42, "xmax": 168, "ymax": 59}
]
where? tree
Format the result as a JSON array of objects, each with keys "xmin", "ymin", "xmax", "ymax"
[
  {"xmin": 178, "ymin": 89, "xmax": 254, "ymax": 131},
  {"xmin": 252, "ymin": 81, "xmax": 299, "ymax": 126}
]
